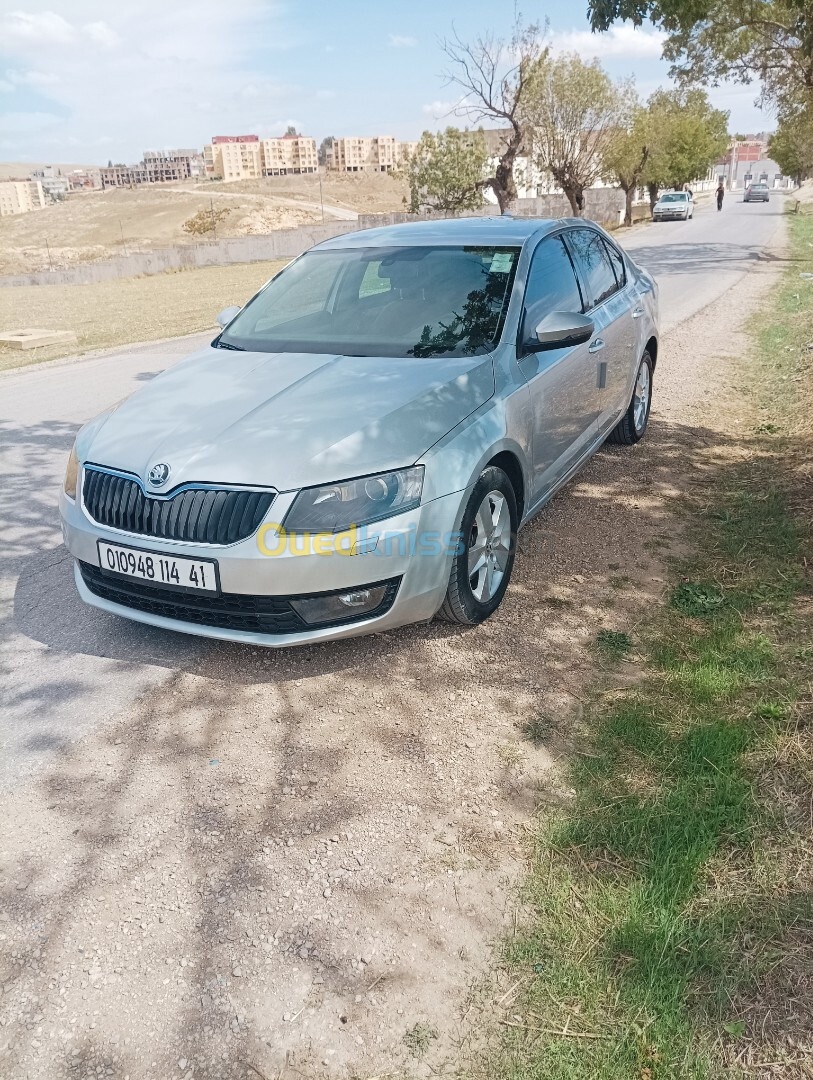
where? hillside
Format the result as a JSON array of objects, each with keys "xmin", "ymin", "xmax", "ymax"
[
  {"xmin": 0, "ymin": 161, "xmax": 97, "ymax": 181},
  {"xmin": 0, "ymin": 170, "xmax": 408, "ymax": 275}
]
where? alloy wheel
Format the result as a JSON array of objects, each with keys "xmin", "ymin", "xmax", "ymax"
[
  {"xmin": 633, "ymin": 361, "xmax": 651, "ymax": 434},
  {"xmin": 468, "ymin": 490, "xmax": 511, "ymax": 602}
]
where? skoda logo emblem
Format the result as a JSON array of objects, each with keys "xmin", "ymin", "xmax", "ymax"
[{"xmin": 148, "ymin": 462, "xmax": 171, "ymax": 488}]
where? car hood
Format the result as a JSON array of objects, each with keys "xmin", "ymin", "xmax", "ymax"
[{"xmin": 82, "ymin": 345, "xmax": 496, "ymax": 491}]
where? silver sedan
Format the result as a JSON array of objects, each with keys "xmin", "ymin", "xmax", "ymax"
[{"xmin": 60, "ymin": 217, "xmax": 658, "ymax": 647}]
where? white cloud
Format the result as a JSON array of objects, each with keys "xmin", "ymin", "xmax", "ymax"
[
  {"xmin": 422, "ymin": 99, "xmax": 457, "ymax": 117},
  {"xmin": 83, "ymin": 21, "xmax": 120, "ymax": 48},
  {"xmin": 0, "ymin": 10, "xmax": 76, "ymax": 44},
  {"xmin": 0, "ymin": 1, "xmax": 294, "ymax": 161},
  {"xmin": 550, "ymin": 24, "xmax": 666, "ymax": 60},
  {"xmin": 388, "ymin": 34, "xmax": 417, "ymax": 48}
]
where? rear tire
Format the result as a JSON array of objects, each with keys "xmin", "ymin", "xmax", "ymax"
[
  {"xmin": 438, "ymin": 466, "xmax": 518, "ymax": 626},
  {"xmin": 607, "ymin": 351, "xmax": 653, "ymax": 446}
]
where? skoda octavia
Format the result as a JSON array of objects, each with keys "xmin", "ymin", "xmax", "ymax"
[{"xmin": 60, "ymin": 217, "xmax": 658, "ymax": 647}]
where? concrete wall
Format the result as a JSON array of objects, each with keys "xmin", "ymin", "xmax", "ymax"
[
  {"xmin": 357, "ymin": 189, "xmax": 626, "ymax": 230},
  {"xmin": 0, "ymin": 188, "xmax": 626, "ymax": 288}
]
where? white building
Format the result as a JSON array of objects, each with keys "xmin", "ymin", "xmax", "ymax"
[{"xmin": 0, "ymin": 180, "xmax": 46, "ymax": 217}]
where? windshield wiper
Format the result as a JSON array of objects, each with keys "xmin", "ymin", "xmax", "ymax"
[{"xmin": 214, "ymin": 338, "xmax": 246, "ymax": 351}]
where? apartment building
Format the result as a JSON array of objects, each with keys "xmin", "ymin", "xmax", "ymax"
[
  {"xmin": 100, "ymin": 149, "xmax": 203, "ymax": 188},
  {"xmin": 0, "ymin": 179, "xmax": 45, "ymax": 217},
  {"xmin": 327, "ymin": 136, "xmax": 401, "ymax": 172},
  {"xmin": 261, "ymin": 134, "xmax": 318, "ymax": 175},
  {"xmin": 204, "ymin": 135, "xmax": 262, "ymax": 182}
]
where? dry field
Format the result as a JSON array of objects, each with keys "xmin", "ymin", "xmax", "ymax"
[
  {"xmin": 0, "ymin": 259, "xmax": 287, "ymax": 371},
  {"xmin": 0, "ymin": 171, "xmax": 407, "ymax": 276}
]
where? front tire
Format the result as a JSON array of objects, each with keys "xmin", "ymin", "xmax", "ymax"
[
  {"xmin": 607, "ymin": 351, "xmax": 653, "ymax": 446},
  {"xmin": 438, "ymin": 466, "xmax": 518, "ymax": 626}
]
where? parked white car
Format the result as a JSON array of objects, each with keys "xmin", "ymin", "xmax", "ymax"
[{"xmin": 652, "ymin": 192, "xmax": 693, "ymax": 221}]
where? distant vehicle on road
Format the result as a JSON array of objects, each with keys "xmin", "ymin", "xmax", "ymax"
[
  {"xmin": 652, "ymin": 192, "xmax": 693, "ymax": 222},
  {"xmin": 744, "ymin": 183, "xmax": 770, "ymax": 203},
  {"xmin": 60, "ymin": 217, "xmax": 659, "ymax": 647}
]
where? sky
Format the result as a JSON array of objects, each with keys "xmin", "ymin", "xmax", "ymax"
[{"xmin": 0, "ymin": 0, "xmax": 772, "ymax": 165}]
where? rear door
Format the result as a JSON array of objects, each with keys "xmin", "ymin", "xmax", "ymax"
[
  {"xmin": 516, "ymin": 232, "xmax": 599, "ymax": 503},
  {"xmin": 565, "ymin": 228, "xmax": 637, "ymax": 432}
]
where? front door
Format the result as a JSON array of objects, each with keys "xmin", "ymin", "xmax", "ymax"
[
  {"xmin": 516, "ymin": 233, "xmax": 600, "ymax": 505},
  {"xmin": 565, "ymin": 227, "xmax": 636, "ymax": 431}
]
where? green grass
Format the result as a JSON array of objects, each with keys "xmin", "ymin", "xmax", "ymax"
[
  {"xmin": 595, "ymin": 629, "xmax": 634, "ymax": 659},
  {"xmin": 483, "ymin": 208, "xmax": 813, "ymax": 1079}
]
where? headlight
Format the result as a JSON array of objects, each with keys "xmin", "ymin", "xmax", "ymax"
[
  {"xmin": 63, "ymin": 444, "xmax": 79, "ymax": 499},
  {"xmin": 283, "ymin": 466, "xmax": 424, "ymax": 532}
]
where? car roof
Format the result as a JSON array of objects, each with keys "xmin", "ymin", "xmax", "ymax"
[{"xmin": 313, "ymin": 215, "xmax": 582, "ymax": 250}]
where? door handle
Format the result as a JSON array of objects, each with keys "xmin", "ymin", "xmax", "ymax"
[
  {"xmin": 632, "ymin": 307, "xmax": 645, "ymax": 319},
  {"xmin": 588, "ymin": 338, "xmax": 605, "ymax": 353}
]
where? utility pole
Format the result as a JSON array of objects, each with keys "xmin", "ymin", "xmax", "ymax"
[
  {"xmin": 211, "ymin": 198, "xmax": 217, "ymax": 241},
  {"xmin": 45, "ymin": 237, "xmax": 54, "ymax": 272},
  {"xmin": 319, "ymin": 175, "xmax": 325, "ymax": 223},
  {"xmin": 119, "ymin": 219, "xmax": 128, "ymax": 257}
]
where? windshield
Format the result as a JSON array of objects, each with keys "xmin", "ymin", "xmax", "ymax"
[
  {"xmin": 751, "ymin": 184, "xmax": 768, "ymax": 190},
  {"xmin": 660, "ymin": 193, "xmax": 688, "ymax": 203},
  {"xmin": 217, "ymin": 245, "xmax": 520, "ymax": 358}
]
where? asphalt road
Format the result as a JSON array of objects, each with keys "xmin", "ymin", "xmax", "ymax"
[{"xmin": 0, "ymin": 193, "xmax": 786, "ymax": 787}]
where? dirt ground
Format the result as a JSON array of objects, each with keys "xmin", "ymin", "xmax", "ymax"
[
  {"xmin": 0, "ymin": 260, "xmax": 288, "ymax": 371},
  {"xmin": 0, "ymin": 173, "xmax": 407, "ymax": 276},
  {"xmin": 0, "ymin": 225, "xmax": 786, "ymax": 1080}
]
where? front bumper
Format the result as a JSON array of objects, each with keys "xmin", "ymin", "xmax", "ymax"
[
  {"xmin": 60, "ymin": 484, "xmax": 466, "ymax": 647},
  {"xmin": 653, "ymin": 210, "xmax": 688, "ymax": 220}
]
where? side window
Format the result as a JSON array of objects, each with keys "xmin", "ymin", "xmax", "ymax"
[
  {"xmin": 605, "ymin": 242, "xmax": 626, "ymax": 289},
  {"xmin": 567, "ymin": 228, "xmax": 619, "ymax": 308},
  {"xmin": 523, "ymin": 236, "xmax": 584, "ymax": 322}
]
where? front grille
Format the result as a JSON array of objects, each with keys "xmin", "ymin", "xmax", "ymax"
[
  {"xmin": 78, "ymin": 561, "xmax": 401, "ymax": 635},
  {"xmin": 83, "ymin": 467, "xmax": 274, "ymax": 546}
]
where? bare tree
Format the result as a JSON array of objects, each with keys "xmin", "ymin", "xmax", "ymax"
[
  {"xmin": 440, "ymin": 20, "xmax": 548, "ymax": 213},
  {"xmin": 523, "ymin": 54, "xmax": 635, "ymax": 216}
]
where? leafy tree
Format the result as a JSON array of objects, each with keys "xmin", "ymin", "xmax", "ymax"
[
  {"xmin": 587, "ymin": 0, "xmax": 812, "ymax": 115},
  {"xmin": 770, "ymin": 105, "xmax": 813, "ymax": 181},
  {"xmin": 402, "ymin": 127, "xmax": 489, "ymax": 214},
  {"xmin": 522, "ymin": 54, "xmax": 636, "ymax": 216},
  {"xmin": 285, "ymin": 124, "xmax": 300, "ymax": 136},
  {"xmin": 602, "ymin": 103, "xmax": 650, "ymax": 225},
  {"xmin": 440, "ymin": 19, "xmax": 548, "ymax": 213},
  {"xmin": 642, "ymin": 88, "xmax": 729, "ymax": 202}
]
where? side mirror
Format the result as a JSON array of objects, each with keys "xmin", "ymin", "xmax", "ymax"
[
  {"xmin": 526, "ymin": 310, "xmax": 595, "ymax": 352},
  {"xmin": 215, "ymin": 305, "xmax": 241, "ymax": 329}
]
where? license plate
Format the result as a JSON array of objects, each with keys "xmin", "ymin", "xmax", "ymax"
[{"xmin": 97, "ymin": 541, "xmax": 218, "ymax": 593}]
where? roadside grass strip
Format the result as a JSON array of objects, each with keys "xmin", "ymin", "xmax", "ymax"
[{"xmin": 490, "ymin": 210, "xmax": 813, "ymax": 1079}]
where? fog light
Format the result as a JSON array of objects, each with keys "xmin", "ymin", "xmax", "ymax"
[{"xmin": 291, "ymin": 584, "xmax": 389, "ymax": 627}]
